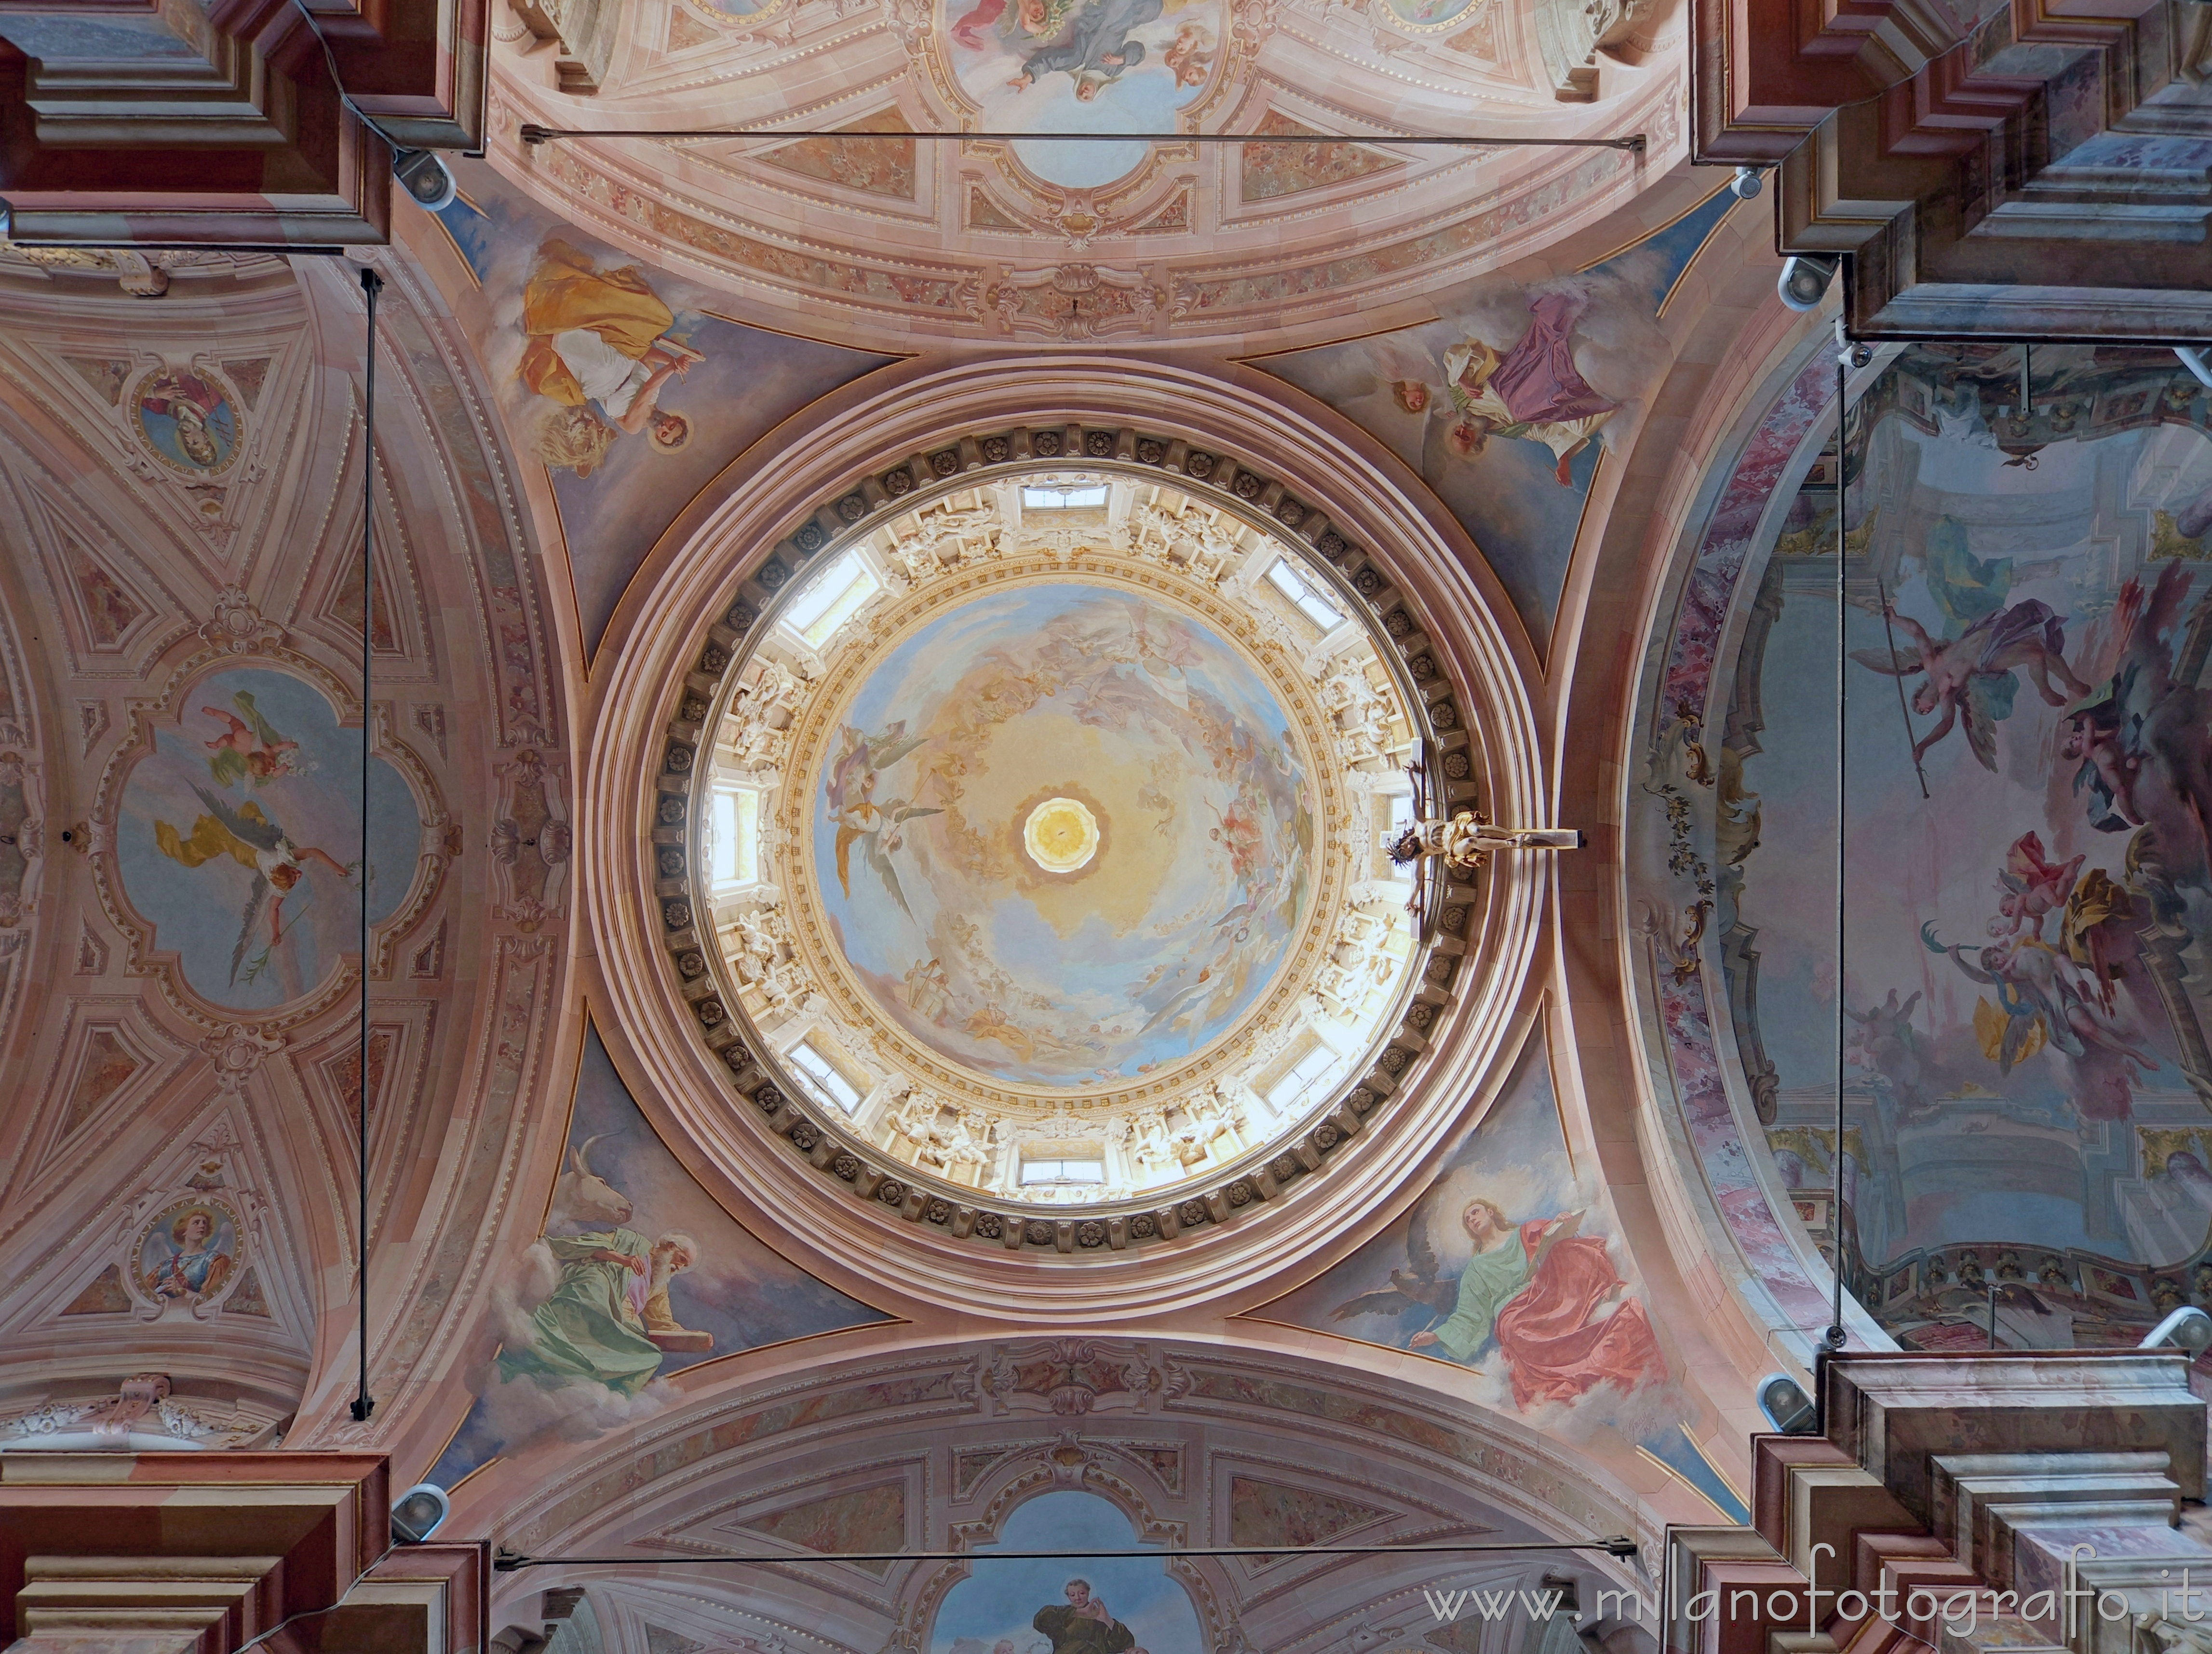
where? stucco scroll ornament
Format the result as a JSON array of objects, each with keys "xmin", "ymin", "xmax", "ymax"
[
  {"xmin": 199, "ymin": 585, "xmax": 285, "ymax": 654},
  {"xmin": 981, "ymin": 1339, "xmax": 1163, "ymax": 1417},
  {"xmin": 200, "ymin": 1021, "xmax": 287, "ymax": 1093}
]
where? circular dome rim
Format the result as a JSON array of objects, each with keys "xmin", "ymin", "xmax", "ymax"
[
  {"xmin": 582, "ymin": 354, "xmax": 1548, "ymax": 1320},
  {"xmin": 763, "ymin": 549, "xmax": 1352, "ymax": 1116},
  {"xmin": 700, "ymin": 470, "xmax": 1413, "ymax": 1212}
]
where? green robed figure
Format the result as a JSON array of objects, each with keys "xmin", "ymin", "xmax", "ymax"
[{"xmin": 497, "ymin": 1227, "xmax": 664, "ymax": 1397}]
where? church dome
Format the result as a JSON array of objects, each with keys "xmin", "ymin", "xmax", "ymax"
[{"xmin": 680, "ymin": 458, "xmax": 1440, "ymax": 1232}]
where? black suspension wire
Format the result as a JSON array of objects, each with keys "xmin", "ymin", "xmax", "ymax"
[
  {"xmin": 1824, "ymin": 345, "xmax": 1849, "ymax": 1357},
  {"xmin": 496, "ymin": 1538, "xmax": 1640, "ymax": 1573},
  {"xmin": 518, "ymin": 124, "xmax": 1645, "ymax": 151},
  {"xmin": 351, "ymin": 265, "xmax": 383, "ymax": 1425}
]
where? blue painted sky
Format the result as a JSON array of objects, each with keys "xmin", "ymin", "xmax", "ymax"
[{"xmin": 931, "ymin": 1491, "xmax": 1206, "ymax": 1654}]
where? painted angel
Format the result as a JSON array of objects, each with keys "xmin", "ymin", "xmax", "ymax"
[
  {"xmin": 1923, "ymin": 922, "xmax": 2156, "ymax": 1076},
  {"xmin": 826, "ymin": 721, "xmax": 941, "ymax": 917},
  {"xmin": 1994, "ymin": 831, "xmax": 2083, "ymax": 939},
  {"xmin": 201, "ymin": 690, "xmax": 299, "ymax": 788},
  {"xmin": 1852, "ymin": 597, "xmax": 2092, "ymax": 772},
  {"xmin": 152, "ymin": 782, "xmax": 356, "ymax": 985},
  {"xmin": 2061, "ymin": 561, "xmax": 2212, "ymax": 884}
]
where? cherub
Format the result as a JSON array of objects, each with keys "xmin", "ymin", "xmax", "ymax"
[
  {"xmin": 200, "ymin": 690, "xmax": 299, "ymax": 788},
  {"xmin": 1161, "ymin": 22, "xmax": 1214, "ymax": 85},
  {"xmin": 1852, "ymin": 598, "xmax": 2092, "ymax": 771},
  {"xmin": 1994, "ymin": 831, "xmax": 2083, "ymax": 939}
]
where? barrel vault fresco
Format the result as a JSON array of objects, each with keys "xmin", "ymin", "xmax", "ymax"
[{"xmin": 1632, "ymin": 340, "xmax": 2212, "ymax": 1353}]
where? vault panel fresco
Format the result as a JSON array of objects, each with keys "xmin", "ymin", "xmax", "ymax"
[
  {"xmin": 943, "ymin": 0, "xmax": 1229, "ymax": 191},
  {"xmin": 1651, "ymin": 341, "xmax": 2212, "ymax": 1353},
  {"xmin": 115, "ymin": 667, "xmax": 420, "ymax": 1012},
  {"xmin": 489, "ymin": 0, "xmax": 1688, "ymax": 350},
  {"xmin": 930, "ymin": 1491, "xmax": 1209, "ymax": 1654}
]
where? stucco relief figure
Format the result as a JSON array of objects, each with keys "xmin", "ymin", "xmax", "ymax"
[
  {"xmin": 1442, "ymin": 294, "xmax": 1620, "ymax": 486},
  {"xmin": 137, "ymin": 1204, "xmax": 238, "ymax": 1305},
  {"xmin": 518, "ymin": 239, "xmax": 699, "ymax": 476},
  {"xmin": 1035, "ymin": 1580, "xmax": 1136, "ymax": 1654},
  {"xmin": 1336, "ymin": 1198, "xmax": 1666, "ymax": 1408}
]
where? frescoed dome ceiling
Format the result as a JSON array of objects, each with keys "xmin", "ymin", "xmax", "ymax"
[
  {"xmin": 484, "ymin": 0, "xmax": 1687, "ymax": 347},
  {"xmin": 809, "ymin": 579, "xmax": 1316, "ymax": 1090},
  {"xmin": 690, "ymin": 466, "xmax": 1436, "ymax": 1212}
]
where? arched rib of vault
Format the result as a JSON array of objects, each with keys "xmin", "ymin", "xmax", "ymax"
[
  {"xmin": 1553, "ymin": 229, "xmax": 1892, "ymax": 1427},
  {"xmin": 472, "ymin": 1333, "xmax": 1665, "ymax": 1654},
  {"xmin": 0, "ymin": 250, "xmax": 594, "ymax": 1463},
  {"xmin": 580, "ymin": 354, "xmax": 1548, "ymax": 1322}
]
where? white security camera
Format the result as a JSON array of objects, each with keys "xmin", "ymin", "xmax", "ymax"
[
  {"xmin": 392, "ymin": 149, "xmax": 458, "ymax": 213},
  {"xmin": 1778, "ymin": 254, "xmax": 1839, "ymax": 312},
  {"xmin": 391, "ymin": 1481, "xmax": 451, "ymax": 1543},
  {"xmin": 1756, "ymin": 1371, "xmax": 1818, "ymax": 1434}
]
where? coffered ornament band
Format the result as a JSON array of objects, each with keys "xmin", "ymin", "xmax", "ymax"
[{"xmin": 586, "ymin": 360, "xmax": 1545, "ymax": 1314}]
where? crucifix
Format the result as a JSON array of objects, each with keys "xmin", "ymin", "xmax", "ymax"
[{"xmin": 1389, "ymin": 810, "xmax": 1582, "ymax": 877}]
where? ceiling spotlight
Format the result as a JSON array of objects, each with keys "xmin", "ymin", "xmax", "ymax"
[
  {"xmin": 2140, "ymin": 1305, "xmax": 2212, "ymax": 1353},
  {"xmin": 391, "ymin": 1481, "xmax": 451, "ymax": 1544},
  {"xmin": 1777, "ymin": 254, "xmax": 1839, "ymax": 313},
  {"xmin": 1730, "ymin": 166, "xmax": 1764, "ymax": 200},
  {"xmin": 1756, "ymin": 1372, "xmax": 1819, "ymax": 1434},
  {"xmin": 2178, "ymin": 347, "xmax": 2212, "ymax": 392},
  {"xmin": 392, "ymin": 149, "xmax": 458, "ymax": 213}
]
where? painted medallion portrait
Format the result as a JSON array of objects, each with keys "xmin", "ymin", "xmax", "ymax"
[
  {"xmin": 135, "ymin": 1197, "xmax": 243, "ymax": 1308},
  {"xmin": 131, "ymin": 367, "xmax": 244, "ymax": 477}
]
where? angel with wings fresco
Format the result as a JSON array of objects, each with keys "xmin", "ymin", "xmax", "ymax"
[
  {"xmin": 1853, "ymin": 597, "xmax": 2092, "ymax": 772},
  {"xmin": 1332, "ymin": 1195, "xmax": 1666, "ymax": 1408},
  {"xmin": 827, "ymin": 721, "xmax": 942, "ymax": 919},
  {"xmin": 154, "ymin": 782, "xmax": 357, "ymax": 985}
]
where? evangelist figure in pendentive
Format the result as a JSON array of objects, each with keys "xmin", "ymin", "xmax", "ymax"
[{"xmin": 1335, "ymin": 1196, "xmax": 1666, "ymax": 1408}]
